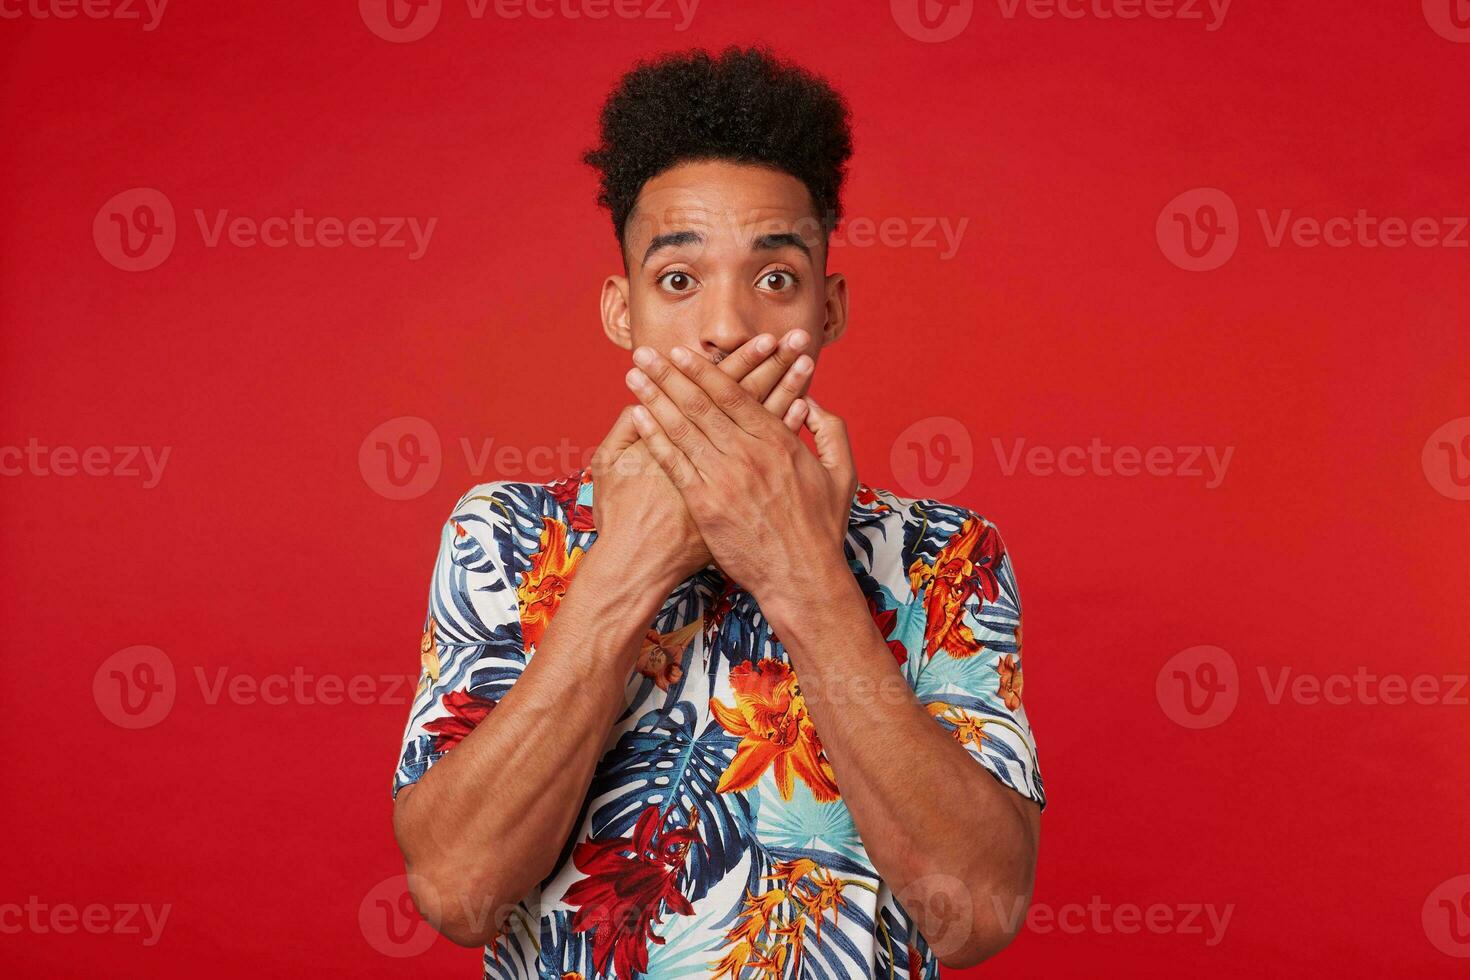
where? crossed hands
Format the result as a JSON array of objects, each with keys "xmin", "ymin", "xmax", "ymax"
[{"xmin": 588, "ymin": 331, "xmax": 858, "ymax": 599}]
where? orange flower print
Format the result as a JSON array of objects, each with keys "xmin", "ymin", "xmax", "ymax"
[
  {"xmin": 709, "ymin": 659, "xmax": 840, "ymax": 803},
  {"xmin": 515, "ymin": 516, "xmax": 585, "ymax": 654},
  {"xmin": 709, "ymin": 887, "xmax": 787, "ymax": 980},
  {"xmin": 926, "ymin": 701, "xmax": 988, "ymax": 747},
  {"xmin": 710, "ymin": 859, "xmax": 851, "ymax": 980},
  {"xmin": 907, "ymin": 516, "xmax": 1003, "ymax": 660},
  {"xmin": 637, "ymin": 618, "xmax": 701, "ymax": 690},
  {"xmin": 998, "ymin": 653, "xmax": 1024, "ymax": 710},
  {"xmin": 416, "ymin": 615, "xmax": 441, "ymax": 696}
]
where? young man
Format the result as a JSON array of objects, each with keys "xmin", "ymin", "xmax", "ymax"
[{"xmin": 391, "ymin": 46, "xmax": 1044, "ymax": 979}]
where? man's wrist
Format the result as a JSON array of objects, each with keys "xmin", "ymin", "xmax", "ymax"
[
  {"xmin": 751, "ymin": 549, "xmax": 859, "ymax": 642},
  {"xmin": 580, "ymin": 532, "xmax": 686, "ymax": 618}
]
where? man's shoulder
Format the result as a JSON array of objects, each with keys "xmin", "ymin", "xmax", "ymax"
[
  {"xmin": 852, "ymin": 481, "xmax": 1011, "ymax": 575},
  {"xmin": 438, "ymin": 469, "xmax": 594, "ymax": 554},
  {"xmin": 850, "ymin": 480, "xmax": 1004, "ymax": 542}
]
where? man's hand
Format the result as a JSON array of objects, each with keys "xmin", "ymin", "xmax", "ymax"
[
  {"xmin": 590, "ymin": 331, "xmax": 814, "ymax": 584},
  {"xmin": 622, "ymin": 341, "xmax": 857, "ymax": 599}
]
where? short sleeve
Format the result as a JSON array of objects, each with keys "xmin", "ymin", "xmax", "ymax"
[
  {"xmin": 392, "ymin": 484, "xmax": 527, "ymax": 799},
  {"xmin": 910, "ymin": 515, "xmax": 1046, "ymax": 810}
]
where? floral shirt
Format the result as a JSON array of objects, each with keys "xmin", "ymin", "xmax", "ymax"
[{"xmin": 394, "ymin": 466, "xmax": 1045, "ymax": 980}]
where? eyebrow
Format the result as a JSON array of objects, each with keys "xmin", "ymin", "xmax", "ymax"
[
  {"xmin": 642, "ymin": 230, "xmax": 703, "ymax": 268},
  {"xmin": 752, "ymin": 232, "xmax": 811, "ymax": 260},
  {"xmin": 640, "ymin": 229, "xmax": 813, "ymax": 267}
]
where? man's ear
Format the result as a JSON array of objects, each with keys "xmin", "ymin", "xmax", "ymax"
[
  {"xmin": 821, "ymin": 271, "xmax": 849, "ymax": 347},
  {"xmin": 601, "ymin": 274, "xmax": 633, "ymax": 351}
]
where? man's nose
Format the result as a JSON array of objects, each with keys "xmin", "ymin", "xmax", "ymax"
[{"xmin": 698, "ymin": 281, "xmax": 759, "ymax": 362}]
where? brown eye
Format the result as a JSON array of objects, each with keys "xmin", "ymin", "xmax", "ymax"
[
  {"xmin": 758, "ymin": 271, "xmax": 797, "ymax": 292},
  {"xmin": 659, "ymin": 271, "xmax": 696, "ymax": 293}
]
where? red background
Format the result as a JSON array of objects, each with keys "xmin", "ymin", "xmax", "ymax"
[{"xmin": 2, "ymin": 1, "xmax": 1468, "ymax": 976}]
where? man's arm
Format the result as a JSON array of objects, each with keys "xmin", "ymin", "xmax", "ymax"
[
  {"xmin": 393, "ymin": 536, "xmax": 680, "ymax": 947},
  {"xmin": 759, "ymin": 566, "xmax": 1041, "ymax": 968}
]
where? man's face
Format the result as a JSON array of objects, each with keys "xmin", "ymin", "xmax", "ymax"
[{"xmin": 600, "ymin": 159, "xmax": 847, "ymax": 394}]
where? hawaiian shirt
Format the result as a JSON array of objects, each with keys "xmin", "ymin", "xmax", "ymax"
[{"xmin": 393, "ymin": 466, "xmax": 1045, "ymax": 980}]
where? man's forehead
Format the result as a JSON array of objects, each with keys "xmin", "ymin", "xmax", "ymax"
[{"xmin": 625, "ymin": 164, "xmax": 823, "ymax": 249}]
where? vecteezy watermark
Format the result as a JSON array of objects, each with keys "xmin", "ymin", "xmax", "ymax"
[
  {"xmin": 891, "ymin": 0, "xmax": 1230, "ymax": 42},
  {"xmin": 93, "ymin": 646, "xmax": 418, "ymax": 729},
  {"xmin": 892, "ymin": 874, "xmax": 975, "ymax": 959},
  {"xmin": 1158, "ymin": 187, "xmax": 1470, "ymax": 271},
  {"xmin": 359, "ymin": 416, "xmax": 613, "ymax": 500},
  {"xmin": 0, "ymin": 0, "xmax": 168, "ymax": 30},
  {"xmin": 1423, "ymin": 0, "xmax": 1470, "ymax": 43},
  {"xmin": 360, "ymin": 417, "xmax": 444, "ymax": 501},
  {"xmin": 0, "ymin": 439, "xmax": 170, "ymax": 488},
  {"xmin": 94, "ymin": 188, "xmax": 437, "ymax": 271},
  {"xmin": 359, "ymin": 0, "xmax": 699, "ymax": 43},
  {"xmin": 991, "ymin": 894, "xmax": 1234, "ymax": 946},
  {"xmin": 1156, "ymin": 645, "xmax": 1240, "ymax": 729},
  {"xmin": 93, "ymin": 188, "xmax": 177, "ymax": 272},
  {"xmin": 1257, "ymin": 667, "xmax": 1469, "ymax": 707},
  {"xmin": 1158, "ymin": 646, "xmax": 1469, "ymax": 729},
  {"xmin": 359, "ymin": 872, "xmax": 525, "ymax": 957},
  {"xmin": 890, "ymin": 416, "xmax": 975, "ymax": 501},
  {"xmin": 0, "ymin": 897, "xmax": 171, "ymax": 946},
  {"xmin": 993, "ymin": 437, "xmax": 1234, "ymax": 489},
  {"xmin": 1423, "ymin": 417, "xmax": 1470, "ymax": 501},
  {"xmin": 361, "ymin": 874, "xmax": 440, "ymax": 957},
  {"xmin": 826, "ymin": 214, "xmax": 970, "ymax": 260},
  {"xmin": 889, "ymin": 421, "xmax": 1235, "ymax": 499},
  {"xmin": 1424, "ymin": 875, "xmax": 1470, "ymax": 958}
]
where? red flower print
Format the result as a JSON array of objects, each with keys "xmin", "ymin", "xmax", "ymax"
[
  {"xmin": 423, "ymin": 690, "xmax": 497, "ymax": 753},
  {"xmin": 865, "ymin": 592, "xmax": 908, "ymax": 665},
  {"xmin": 907, "ymin": 517, "xmax": 1005, "ymax": 660},
  {"xmin": 549, "ymin": 468, "xmax": 597, "ymax": 532},
  {"xmin": 855, "ymin": 483, "xmax": 892, "ymax": 514},
  {"xmin": 562, "ymin": 805, "xmax": 703, "ymax": 980}
]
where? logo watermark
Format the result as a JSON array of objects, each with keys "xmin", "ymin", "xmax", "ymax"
[
  {"xmin": 359, "ymin": 0, "xmax": 699, "ymax": 42},
  {"xmin": 1156, "ymin": 645, "xmax": 1239, "ymax": 729},
  {"xmin": 95, "ymin": 188, "xmax": 438, "ymax": 271},
  {"xmin": 1423, "ymin": 417, "xmax": 1470, "ymax": 501},
  {"xmin": 891, "ymin": 416, "xmax": 975, "ymax": 500},
  {"xmin": 94, "ymin": 647, "xmax": 418, "ymax": 729},
  {"xmin": 1424, "ymin": 875, "xmax": 1470, "ymax": 958},
  {"xmin": 360, "ymin": 874, "xmax": 440, "ymax": 957},
  {"xmin": 0, "ymin": 439, "xmax": 170, "ymax": 488},
  {"xmin": 1158, "ymin": 647, "xmax": 1469, "ymax": 729},
  {"xmin": 1158, "ymin": 187, "xmax": 1469, "ymax": 271},
  {"xmin": 0, "ymin": 898, "xmax": 170, "ymax": 946},
  {"xmin": 892, "ymin": 0, "xmax": 1229, "ymax": 42},
  {"xmin": 993, "ymin": 437, "xmax": 1234, "ymax": 489},
  {"xmin": 991, "ymin": 894, "xmax": 1233, "ymax": 945},
  {"xmin": 359, "ymin": 418, "xmax": 615, "ymax": 500},
  {"xmin": 1423, "ymin": 0, "xmax": 1470, "ymax": 43},
  {"xmin": 0, "ymin": 0, "xmax": 168, "ymax": 30}
]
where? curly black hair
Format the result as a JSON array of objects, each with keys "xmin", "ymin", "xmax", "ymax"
[{"xmin": 583, "ymin": 45, "xmax": 853, "ymax": 256}]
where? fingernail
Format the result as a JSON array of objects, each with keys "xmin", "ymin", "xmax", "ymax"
[
  {"xmin": 755, "ymin": 334, "xmax": 775, "ymax": 354},
  {"xmin": 627, "ymin": 367, "xmax": 648, "ymax": 388},
  {"xmin": 792, "ymin": 355, "xmax": 812, "ymax": 374},
  {"xmin": 788, "ymin": 330, "xmax": 810, "ymax": 350},
  {"xmin": 670, "ymin": 346, "xmax": 692, "ymax": 366},
  {"xmin": 633, "ymin": 346, "xmax": 655, "ymax": 367}
]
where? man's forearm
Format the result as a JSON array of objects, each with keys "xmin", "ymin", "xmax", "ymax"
[
  {"xmin": 757, "ymin": 562, "xmax": 1040, "ymax": 966},
  {"xmin": 394, "ymin": 537, "xmax": 680, "ymax": 946}
]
